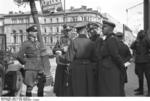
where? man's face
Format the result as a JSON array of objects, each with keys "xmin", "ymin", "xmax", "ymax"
[
  {"xmin": 102, "ymin": 24, "xmax": 113, "ymax": 35},
  {"xmin": 29, "ymin": 32, "xmax": 37, "ymax": 41}
]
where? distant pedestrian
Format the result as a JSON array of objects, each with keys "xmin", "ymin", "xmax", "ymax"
[{"xmin": 131, "ymin": 30, "xmax": 150, "ymax": 96}]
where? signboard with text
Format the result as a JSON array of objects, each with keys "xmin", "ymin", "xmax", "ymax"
[{"xmin": 40, "ymin": 0, "xmax": 63, "ymax": 14}]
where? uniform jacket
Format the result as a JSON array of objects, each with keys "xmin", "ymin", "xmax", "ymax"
[
  {"xmin": 98, "ymin": 33, "xmax": 126, "ymax": 96},
  {"xmin": 17, "ymin": 40, "xmax": 43, "ymax": 87},
  {"xmin": 59, "ymin": 34, "xmax": 96, "ymax": 96}
]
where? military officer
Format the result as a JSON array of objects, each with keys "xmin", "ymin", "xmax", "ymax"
[
  {"xmin": 53, "ymin": 24, "xmax": 72, "ymax": 96},
  {"xmin": 17, "ymin": 25, "xmax": 46, "ymax": 96},
  {"xmin": 86, "ymin": 22, "xmax": 103, "ymax": 95},
  {"xmin": 87, "ymin": 22, "xmax": 100, "ymax": 42},
  {"xmin": 97, "ymin": 20, "xmax": 126, "ymax": 96},
  {"xmin": 58, "ymin": 23, "xmax": 96, "ymax": 96}
]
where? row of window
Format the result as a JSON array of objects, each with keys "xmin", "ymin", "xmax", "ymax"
[
  {"xmin": 12, "ymin": 25, "xmax": 63, "ymax": 34},
  {"xmin": 12, "ymin": 34, "xmax": 58, "ymax": 45},
  {"xmin": 10, "ymin": 15, "xmax": 100, "ymax": 24},
  {"xmin": 43, "ymin": 16, "xmax": 98, "ymax": 23},
  {"xmin": 12, "ymin": 18, "xmax": 29, "ymax": 24}
]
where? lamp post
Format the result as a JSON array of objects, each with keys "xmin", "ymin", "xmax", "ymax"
[{"xmin": 64, "ymin": 0, "xmax": 66, "ymax": 24}]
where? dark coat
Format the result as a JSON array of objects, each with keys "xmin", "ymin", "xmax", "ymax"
[
  {"xmin": 60, "ymin": 34, "xmax": 96, "ymax": 96},
  {"xmin": 53, "ymin": 35, "xmax": 71, "ymax": 96},
  {"xmin": 118, "ymin": 41, "xmax": 132, "ymax": 63},
  {"xmin": 131, "ymin": 37, "xmax": 150, "ymax": 75},
  {"xmin": 131, "ymin": 37, "xmax": 150, "ymax": 63},
  {"xmin": 17, "ymin": 40, "xmax": 43, "ymax": 87},
  {"xmin": 98, "ymin": 33, "xmax": 126, "ymax": 96}
]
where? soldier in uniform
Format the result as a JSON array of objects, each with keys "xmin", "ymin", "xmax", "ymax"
[
  {"xmin": 87, "ymin": 22, "xmax": 100, "ymax": 42},
  {"xmin": 17, "ymin": 25, "xmax": 46, "ymax": 96},
  {"xmin": 97, "ymin": 20, "xmax": 126, "ymax": 96},
  {"xmin": 53, "ymin": 24, "xmax": 72, "ymax": 96},
  {"xmin": 57, "ymin": 23, "xmax": 96, "ymax": 96},
  {"xmin": 86, "ymin": 22, "xmax": 103, "ymax": 96}
]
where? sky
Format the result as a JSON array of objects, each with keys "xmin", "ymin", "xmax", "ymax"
[{"xmin": 0, "ymin": 0, "xmax": 143, "ymax": 24}]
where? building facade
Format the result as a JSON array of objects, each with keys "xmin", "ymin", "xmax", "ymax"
[{"xmin": 3, "ymin": 6, "xmax": 103, "ymax": 52}]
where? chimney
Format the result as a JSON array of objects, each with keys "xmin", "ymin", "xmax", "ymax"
[
  {"xmin": 81, "ymin": 6, "xmax": 87, "ymax": 9},
  {"xmin": 87, "ymin": 8, "xmax": 92, "ymax": 11},
  {"xmin": 70, "ymin": 6, "xmax": 74, "ymax": 10},
  {"xmin": 9, "ymin": 11, "xmax": 13, "ymax": 14}
]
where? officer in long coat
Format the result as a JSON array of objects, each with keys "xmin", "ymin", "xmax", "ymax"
[
  {"xmin": 53, "ymin": 25, "xmax": 72, "ymax": 96},
  {"xmin": 17, "ymin": 25, "xmax": 45, "ymax": 96},
  {"xmin": 87, "ymin": 22, "xmax": 103, "ymax": 96},
  {"xmin": 97, "ymin": 20, "xmax": 126, "ymax": 96},
  {"xmin": 58, "ymin": 23, "xmax": 96, "ymax": 96}
]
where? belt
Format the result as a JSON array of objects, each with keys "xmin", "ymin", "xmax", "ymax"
[
  {"xmin": 74, "ymin": 59, "xmax": 91, "ymax": 64},
  {"xmin": 26, "ymin": 55, "xmax": 39, "ymax": 58}
]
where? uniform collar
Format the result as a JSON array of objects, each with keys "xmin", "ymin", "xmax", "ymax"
[
  {"xmin": 106, "ymin": 32, "xmax": 115, "ymax": 39},
  {"xmin": 78, "ymin": 34, "xmax": 87, "ymax": 38}
]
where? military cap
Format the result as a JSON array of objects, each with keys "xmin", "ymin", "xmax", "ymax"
[
  {"xmin": 116, "ymin": 32, "xmax": 124, "ymax": 37},
  {"xmin": 87, "ymin": 22, "xmax": 99, "ymax": 29},
  {"xmin": 26, "ymin": 25, "xmax": 38, "ymax": 33},
  {"xmin": 103, "ymin": 20, "xmax": 116, "ymax": 28},
  {"xmin": 75, "ymin": 23, "xmax": 87, "ymax": 33}
]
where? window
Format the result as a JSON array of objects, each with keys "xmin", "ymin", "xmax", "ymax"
[
  {"xmin": 57, "ymin": 27, "xmax": 59, "ymax": 32},
  {"xmin": 19, "ymin": 29, "xmax": 23, "ymax": 33},
  {"xmin": 44, "ymin": 18, "xmax": 46, "ymax": 23},
  {"xmin": 50, "ymin": 27, "xmax": 53, "ymax": 32},
  {"xmin": 12, "ymin": 18, "xmax": 17, "ymax": 24},
  {"xmin": 45, "ymin": 28, "xmax": 47, "ymax": 33},
  {"xmin": 14, "ymin": 35, "xmax": 16, "ymax": 44},
  {"xmin": 56, "ymin": 18, "xmax": 59, "ymax": 23},
  {"xmin": 20, "ymin": 35, "xmax": 23, "ymax": 43},
  {"xmin": 44, "ymin": 37, "xmax": 47, "ymax": 43},
  {"xmin": 12, "ymin": 30, "xmax": 16, "ymax": 33},
  {"xmin": 50, "ymin": 18, "xmax": 52, "ymax": 23},
  {"xmin": 84, "ymin": 16, "xmax": 87, "ymax": 21}
]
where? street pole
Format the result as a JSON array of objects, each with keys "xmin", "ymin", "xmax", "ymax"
[
  {"xmin": 29, "ymin": 0, "xmax": 44, "ymax": 47},
  {"xmin": 64, "ymin": 0, "xmax": 66, "ymax": 24}
]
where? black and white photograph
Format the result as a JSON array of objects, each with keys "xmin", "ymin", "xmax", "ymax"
[{"xmin": 0, "ymin": 0, "xmax": 150, "ymax": 99}]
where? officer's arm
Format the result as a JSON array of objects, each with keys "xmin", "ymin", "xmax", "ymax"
[
  {"xmin": 16, "ymin": 42, "xmax": 27, "ymax": 65},
  {"xmin": 123, "ymin": 45, "xmax": 132, "ymax": 63},
  {"xmin": 59, "ymin": 40, "xmax": 76, "ymax": 63},
  {"xmin": 107, "ymin": 37, "xmax": 125, "ymax": 68},
  {"xmin": 53, "ymin": 40, "xmax": 63, "ymax": 55}
]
